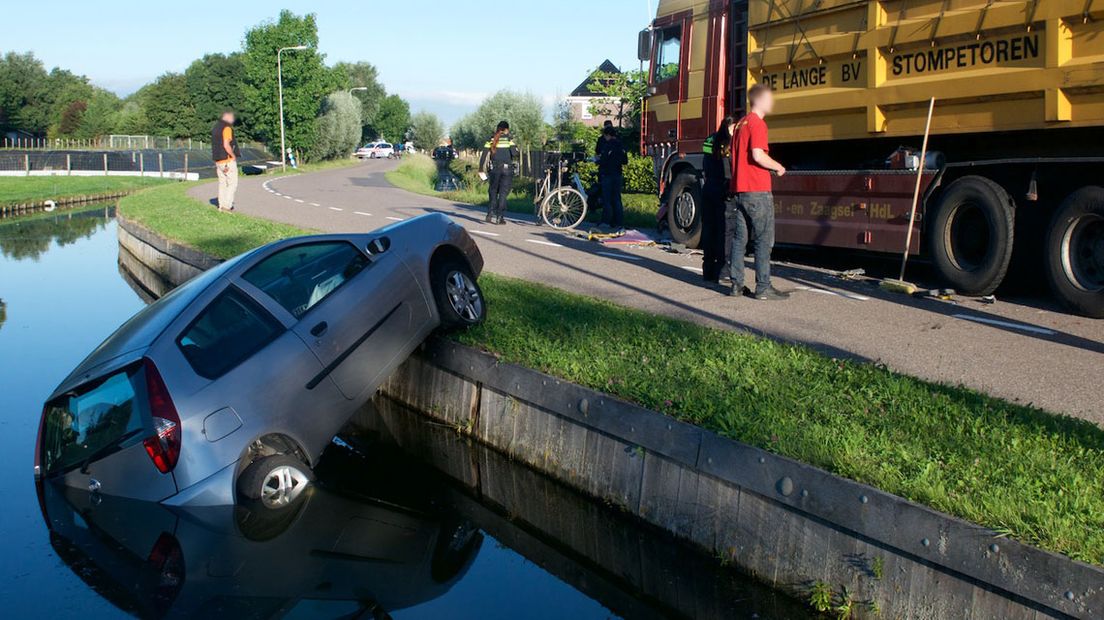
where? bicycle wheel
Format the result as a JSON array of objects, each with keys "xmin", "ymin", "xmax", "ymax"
[{"xmin": 541, "ymin": 187, "xmax": 587, "ymax": 229}]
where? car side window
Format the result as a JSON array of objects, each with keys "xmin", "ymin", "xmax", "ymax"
[
  {"xmin": 654, "ymin": 25, "xmax": 681, "ymax": 83},
  {"xmin": 242, "ymin": 242, "xmax": 369, "ymax": 319},
  {"xmin": 177, "ymin": 288, "xmax": 283, "ymax": 379}
]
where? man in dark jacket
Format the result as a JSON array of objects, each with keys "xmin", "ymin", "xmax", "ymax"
[
  {"xmin": 596, "ymin": 125, "xmax": 627, "ymax": 230},
  {"xmin": 211, "ymin": 109, "xmax": 241, "ymax": 212}
]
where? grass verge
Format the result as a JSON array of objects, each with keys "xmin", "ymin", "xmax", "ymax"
[
  {"xmin": 270, "ymin": 156, "xmax": 363, "ymax": 177},
  {"xmin": 118, "ymin": 182, "xmax": 1104, "ymax": 566},
  {"xmin": 387, "ymin": 154, "xmax": 658, "ymax": 228},
  {"xmin": 0, "ymin": 176, "xmax": 172, "ymax": 205},
  {"xmin": 117, "ymin": 182, "xmax": 313, "ymax": 258}
]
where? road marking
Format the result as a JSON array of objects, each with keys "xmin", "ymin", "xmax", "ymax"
[
  {"xmin": 310, "ymin": 202, "xmax": 321, "ymax": 207},
  {"xmin": 294, "ymin": 199, "xmax": 304, "ymax": 203},
  {"xmin": 951, "ymin": 314, "xmax": 1056, "ymax": 335},
  {"xmin": 680, "ymin": 266, "xmax": 704, "ymax": 274},
  {"xmin": 469, "ymin": 230, "xmax": 500, "ymax": 237},
  {"xmin": 795, "ymin": 285, "xmax": 869, "ymax": 301},
  {"xmin": 283, "ymin": 195, "xmax": 293, "ymax": 200},
  {"xmin": 526, "ymin": 239, "xmax": 563, "ymax": 247},
  {"xmin": 273, "ymin": 192, "xmax": 282, "ymax": 196},
  {"xmin": 596, "ymin": 251, "xmax": 641, "ymax": 261},
  {"xmin": 328, "ymin": 207, "xmax": 343, "ymax": 212},
  {"xmin": 354, "ymin": 211, "xmax": 372, "ymax": 217},
  {"xmin": 386, "ymin": 216, "xmax": 404, "ymax": 221}
]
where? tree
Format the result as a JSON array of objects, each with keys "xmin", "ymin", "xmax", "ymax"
[
  {"xmin": 409, "ymin": 111, "xmax": 444, "ymax": 151},
  {"xmin": 451, "ymin": 90, "xmax": 545, "ymax": 151},
  {"xmin": 586, "ymin": 68, "xmax": 648, "ymax": 132},
  {"xmin": 372, "ymin": 94, "xmax": 410, "ymax": 143},
  {"xmin": 58, "ymin": 100, "xmax": 87, "ymax": 136},
  {"xmin": 0, "ymin": 52, "xmax": 50, "ymax": 134},
  {"xmin": 312, "ymin": 91, "xmax": 362, "ymax": 160},
  {"xmin": 138, "ymin": 73, "xmax": 199, "ymax": 139},
  {"xmin": 334, "ymin": 61, "xmax": 386, "ymax": 137},
  {"xmin": 241, "ymin": 10, "xmax": 341, "ymax": 156},
  {"xmin": 185, "ymin": 53, "xmax": 248, "ymax": 140}
]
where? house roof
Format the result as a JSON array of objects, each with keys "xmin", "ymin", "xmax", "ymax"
[{"xmin": 570, "ymin": 60, "xmax": 621, "ymax": 97}]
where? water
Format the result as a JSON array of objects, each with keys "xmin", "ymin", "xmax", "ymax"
[{"xmin": 0, "ymin": 208, "xmax": 807, "ymax": 618}]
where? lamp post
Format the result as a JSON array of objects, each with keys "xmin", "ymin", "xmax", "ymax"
[{"xmin": 277, "ymin": 45, "xmax": 309, "ymax": 172}]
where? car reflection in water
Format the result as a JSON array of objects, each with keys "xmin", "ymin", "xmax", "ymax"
[{"xmin": 40, "ymin": 438, "xmax": 483, "ymax": 619}]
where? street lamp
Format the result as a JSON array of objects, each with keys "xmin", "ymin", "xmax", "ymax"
[
  {"xmin": 349, "ymin": 86, "xmax": 368, "ymax": 95},
  {"xmin": 277, "ymin": 44, "xmax": 309, "ymax": 172}
]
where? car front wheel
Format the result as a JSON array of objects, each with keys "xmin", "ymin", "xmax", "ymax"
[{"xmin": 432, "ymin": 259, "xmax": 486, "ymax": 329}]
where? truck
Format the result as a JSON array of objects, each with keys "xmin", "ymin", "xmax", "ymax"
[{"xmin": 638, "ymin": 0, "xmax": 1104, "ymax": 317}]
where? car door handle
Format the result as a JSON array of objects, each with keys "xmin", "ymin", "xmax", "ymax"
[{"xmin": 310, "ymin": 321, "xmax": 328, "ymax": 337}]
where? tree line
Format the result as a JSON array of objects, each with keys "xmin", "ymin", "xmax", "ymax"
[{"xmin": 0, "ymin": 10, "xmax": 446, "ymax": 161}]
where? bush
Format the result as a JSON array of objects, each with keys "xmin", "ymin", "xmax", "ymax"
[
  {"xmin": 312, "ymin": 91, "xmax": 362, "ymax": 160},
  {"xmin": 576, "ymin": 154, "xmax": 656, "ymax": 194}
]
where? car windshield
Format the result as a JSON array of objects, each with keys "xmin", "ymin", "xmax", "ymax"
[{"xmin": 41, "ymin": 366, "xmax": 145, "ymax": 475}]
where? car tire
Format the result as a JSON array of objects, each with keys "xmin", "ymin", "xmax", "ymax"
[
  {"xmin": 928, "ymin": 175, "xmax": 1014, "ymax": 295},
  {"xmin": 236, "ymin": 454, "xmax": 313, "ymax": 509},
  {"xmin": 432, "ymin": 258, "xmax": 486, "ymax": 329},
  {"xmin": 431, "ymin": 518, "xmax": 483, "ymax": 583},
  {"xmin": 667, "ymin": 172, "xmax": 703, "ymax": 248},
  {"xmin": 1044, "ymin": 187, "xmax": 1104, "ymax": 318}
]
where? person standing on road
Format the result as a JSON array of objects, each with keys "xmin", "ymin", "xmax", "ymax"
[
  {"xmin": 701, "ymin": 116, "xmax": 735, "ymax": 283},
  {"xmin": 727, "ymin": 84, "xmax": 789, "ymax": 300},
  {"xmin": 211, "ymin": 109, "xmax": 241, "ymax": 212},
  {"xmin": 596, "ymin": 125, "xmax": 627, "ymax": 231},
  {"xmin": 479, "ymin": 121, "xmax": 519, "ymax": 225}
]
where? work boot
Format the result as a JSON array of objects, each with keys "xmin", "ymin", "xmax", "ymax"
[
  {"xmin": 727, "ymin": 285, "xmax": 751, "ymax": 298},
  {"xmin": 754, "ymin": 286, "xmax": 791, "ymax": 301},
  {"xmin": 493, "ymin": 216, "xmax": 507, "ymax": 226},
  {"xmin": 484, "ymin": 213, "xmax": 495, "ymax": 224}
]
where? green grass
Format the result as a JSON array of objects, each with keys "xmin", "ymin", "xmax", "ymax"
[
  {"xmin": 0, "ymin": 176, "xmax": 172, "ymax": 205},
  {"xmin": 117, "ymin": 182, "xmax": 313, "ymax": 258},
  {"xmin": 272, "ymin": 156, "xmax": 363, "ymax": 176},
  {"xmin": 117, "ymin": 178, "xmax": 1104, "ymax": 566},
  {"xmin": 387, "ymin": 154, "xmax": 658, "ymax": 228}
]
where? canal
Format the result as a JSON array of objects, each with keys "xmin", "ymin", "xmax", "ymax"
[{"xmin": 0, "ymin": 207, "xmax": 809, "ymax": 618}]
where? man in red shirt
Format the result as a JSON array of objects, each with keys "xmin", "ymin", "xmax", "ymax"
[{"xmin": 727, "ymin": 84, "xmax": 789, "ymax": 300}]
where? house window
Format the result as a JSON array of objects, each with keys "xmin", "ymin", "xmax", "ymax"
[{"xmin": 581, "ymin": 102, "xmax": 593, "ymax": 120}]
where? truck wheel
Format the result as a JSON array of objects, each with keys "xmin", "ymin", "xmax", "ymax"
[
  {"xmin": 1045, "ymin": 187, "xmax": 1104, "ymax": 318},
  {"xmin": 929, "ymin": 176, "xmax": 1014, "ymax": 295},
  {"xmin": 666, "ymin": 173, "xmax": 703, "ymax": 248}
]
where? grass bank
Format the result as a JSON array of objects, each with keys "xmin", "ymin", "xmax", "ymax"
[
  {"xmin": 271, "ymin": 156, "xmax": 362, "ymax": 177},
  {"xmin": 0, "ymin": 176, "xmax": 172, "ymax": 205},
  {"xmin": 117, "ymin": 182, "xmax": 1104, "ymax": 566},
  {"xmin": 387, "ymin": 154, "xmax": 658, "ymax": 228}
]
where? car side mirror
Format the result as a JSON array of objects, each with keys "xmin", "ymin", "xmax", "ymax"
[{"xmin": 366, "ymin": 237, "xmax": 391, "ymax": 255}]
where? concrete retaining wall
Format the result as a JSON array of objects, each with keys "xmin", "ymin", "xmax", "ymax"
[{"xmin": 116, "ymin": 214, "xmax": 1103, "ymax": 620}]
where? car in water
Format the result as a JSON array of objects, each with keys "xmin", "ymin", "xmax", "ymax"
[
  {"xmin": 433, "ymin": 146, "xmax": 458, "ymax": 161},
  {"xmin": 35, "ymin": 213, "xmax": 485, "ymax": 514}
]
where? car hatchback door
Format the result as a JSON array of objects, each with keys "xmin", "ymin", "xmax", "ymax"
[{"xmin": 238, "ymin": 238, "xmax": 417, "ymax": 401}]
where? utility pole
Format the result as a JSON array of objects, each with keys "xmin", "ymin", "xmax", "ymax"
[{"xmin": 277, "ymin": 45, "xmax": 309, "ymax": 172}]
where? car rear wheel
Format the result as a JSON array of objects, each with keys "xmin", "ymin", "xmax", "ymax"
[
  {"xmin": 667, "ymin": 172, "xmax": 703, "ymax": 248},
  {"xmin": 432, "ymin": 258, "xmax": 486, "ymax": 329},
  {"xmin": 929, "ymin": 176, "xmax": 1014, "ymax": 295},
  {"xmin": 1045, "ymin": 187, "xmax": 1104, "ymax": 318},
  {"xmin": 237, "ymin": 454, "xmax": 313, "ymax": 509}
]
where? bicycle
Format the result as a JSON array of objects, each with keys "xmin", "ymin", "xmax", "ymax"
[{"xmin": 534, "ymin": 152, "xmax": 588, "ymax": 229}]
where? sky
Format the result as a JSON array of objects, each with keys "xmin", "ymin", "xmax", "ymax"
[{"xmin": 3, "ymin": 0, "xmax": 654, "ymax": 126}]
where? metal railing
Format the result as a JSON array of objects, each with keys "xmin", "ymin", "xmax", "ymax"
[{"xmin": 0, "ymin": 145, "xmax": 272, "ymax": 180}]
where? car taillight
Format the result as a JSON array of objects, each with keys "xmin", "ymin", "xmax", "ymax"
[{"xmin": 142, "ymin": 359, "xmax": 181, "ymax": 474}]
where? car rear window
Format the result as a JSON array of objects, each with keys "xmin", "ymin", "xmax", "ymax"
[
  {"xmin": 177, "ymin": 288, "xmax": 283, "ymax": 379},
  {"xmin": 41, "ymin": 367, "xmax": 145, "ymax": 476},
  {"xmin": 242, "ymin": 242, "xmax": 369, "ymax": 318}
]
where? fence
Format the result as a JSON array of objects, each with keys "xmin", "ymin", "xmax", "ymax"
[
  {"xmin": 1, "ymin": 134, "xmax": 268, "ymax": 152},
  {"xmin": 0, "ymin": 145, "xmax": 272, "ymax": 180}
]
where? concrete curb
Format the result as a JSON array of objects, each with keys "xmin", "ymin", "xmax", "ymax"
[{"xmin": 114, "ymin": 209, "xmax": 1103, "ymax": 619}]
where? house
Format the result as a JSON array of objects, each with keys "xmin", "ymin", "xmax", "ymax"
[{"xmin": 565, "ymin": 60, "xmax": 622, "ymax": 128}]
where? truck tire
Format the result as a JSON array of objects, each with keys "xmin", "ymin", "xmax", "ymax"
[
  {"xmin": 1045, "ymin": 187, "xmax": 1104, "ymax": 318},
  {"xmin": 666, "ymin": 173, "xmax": 703, "ymax": 248},
  {"xmin": 928, "ymin": 176, "xmax": 1014, "ymax": 295}
]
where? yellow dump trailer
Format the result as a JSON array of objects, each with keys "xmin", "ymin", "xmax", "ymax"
[{"xmin": 640, "ymin": 0, "xmax": 1104, "ymax": 317}]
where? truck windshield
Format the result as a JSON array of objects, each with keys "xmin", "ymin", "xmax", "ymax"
[{"xmin": 41, "ymin": 367, "xmax": 145, "ymax": 476}]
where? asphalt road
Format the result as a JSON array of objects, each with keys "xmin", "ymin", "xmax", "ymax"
[{"xmin": 189, "ymin": 160, "xmax": 1104, "ymax": 424}]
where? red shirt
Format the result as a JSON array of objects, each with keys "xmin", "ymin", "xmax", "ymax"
[{"xmin": 731, "ymin": 113, "xmax": 771, "ymax": 193}]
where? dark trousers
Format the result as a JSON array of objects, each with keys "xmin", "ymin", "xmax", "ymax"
[
  {"xmin": 727, "ymin": 192, "xmax": 775, "ymax": 293},
  {"xmin": 600, "ymin": 173, "xmax": 624, "ymax": 227},
  {"xmin": 487, "ymin": 169, "xmax": 513, "ymax": 220},
  {"xmin": 701, "ymin": 186, "xmax": 728, "ymax": 281}
]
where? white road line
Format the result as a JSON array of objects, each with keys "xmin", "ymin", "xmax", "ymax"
[
  {"xmin": 680, "ymin": 266, "xmax": 704, "ymax": 274},
  {"xmin": 310, "ymin": 202, "xmax": 321, "ymax": 207},
  {"xmin": 354, "ymin": 211, "xmax": 372, "ymax": 217},
  {"xmin": 468, "ymin": 230, "xmax": 500, "ymax": 237},
  {"xmin": 951, "ymin": 314, "xmax": 1056, "ymax": 335},
  {"xmin": 294, "ymin": 199, "xmax": 304, "ymax": 203},
  {"xmin": 795, "ymin": 285, "xmax": 870, "ymax": 301},
  {"xmin": 328, "ymin": 207, "xmax": 343, "ymax": 212},
  {"xmin": 525, "ymin": 239, "xmax": 563, "ymax": 247},
  {"xmin": 283, "ymin": 195, "xmax": 293, "ymax": 200},
  {"xmin": 386, "ymin": 216, "xmax": 404, "ymax": 221},
  {"xmin": 596, "ymin": 251, "xmax": 641, "ymax": 261},
  {"xmin": 273, "ymin": 192, "xmax": 282, "ymax": 197}
]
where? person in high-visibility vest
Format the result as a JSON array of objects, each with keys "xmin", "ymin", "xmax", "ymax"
[
  {"xmin": 701, "ymin": 116, "xmax": 735, "ymax": 282},
  {"xmin": 479, "ymin": 121, "xmax": 519, "ymax": 225}
]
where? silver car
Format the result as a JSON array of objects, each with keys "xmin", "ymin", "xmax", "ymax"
[{"xmin": 35, "ymin": 213, "xmax": 485, "ymax": 512}]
